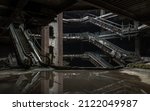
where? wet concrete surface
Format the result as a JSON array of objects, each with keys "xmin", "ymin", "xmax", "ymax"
[
  {"xmin": 57, "ymin": 68, "xmax": 150, "ymax": 94},
  {"xmin": 0, "ymin": 68, "xmax": 150, "ymax": 94},
  {"xmin": 121, "ymin": 68, "xmax": 150, "ymax": 84}
]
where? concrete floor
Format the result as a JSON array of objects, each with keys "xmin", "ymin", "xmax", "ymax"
[
  {"xmin": 0, "ymin": 68, "xmax": 150, "ymax": 94},
  {"xmin": 58, "ymin": 68, "xmax": 150, "ymax": 94}
]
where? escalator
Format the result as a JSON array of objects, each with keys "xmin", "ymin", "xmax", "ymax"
[
  {"xmin": 64, "ymin": 52, "xmax": 113, "ymax": 68},
  {"xmin": 16, "ymin": 29, "xmax": 34, "ymax": 63},
  {"xmin": 9, "ymin": 24, "xmax": 31, "ymax": 68},
  {"xmin": 89, "ymin": 35, "xmax": 140, "ymax": 65},
  {"xmin": 89, "ymin": 35, "xmax": 139, "ymax": 63},
  {"xmin": 86, "ymin": 52, "xmax": 113, "ymax": 68},
  {"xmin": 64, "ymin": 33, "xmax": 140, "ymax": 66},
  {"xmin": 63, "ymin": 13, "xmax": 117, "ymax": 23},
  {"xmin": 9, "ymin": 24, "xmax": 46, "ymax": 68},
  {"xmin": 87, "ymin": 16, "xmax": 124, "ymax": 37},
  {"xmin": 64, "ymin": 13, "xmax": 138, "ymax": 37}
]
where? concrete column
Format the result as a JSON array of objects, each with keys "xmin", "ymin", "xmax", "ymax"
[
  {"xmin": 134, "ymin": 21, "xmax": 139, "ymax": 29},
  {"xmin": 49, "ymin": 13, "xmax": 64, "ymax": 93},
  {"xmin": 100, "ymin": 9, "xmax": 105, "ymax": 15},
  {"xmin": 134, "ymin": 21, "xmax": 140, "ymax": 57},
  {"xmin": 41, "ymin": 26, "xmax": 49, "ymax": 61},
  {"xmin": 40, "ymin": 26, "xmax": 50, "ymax": 94},
  {"xmin": 57, "ymin": 13, "xmax": 63, "ymax": 66},
  {"xmin": 49, "ymin": 13, "xmax": 63, "ymax": 66}
]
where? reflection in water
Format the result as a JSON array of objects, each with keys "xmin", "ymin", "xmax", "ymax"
[
  {"xmin": 49, "ymin": 72, "xmax": 63, "ymax": 94},
  {"xmin": 0, "ymin": 68, "xmax": 150, "ymax": 94}
]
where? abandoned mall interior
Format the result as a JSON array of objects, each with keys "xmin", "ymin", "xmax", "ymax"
[{"xmin": 0, "ymin": 0, "xmax": 150, "ymax": 94}]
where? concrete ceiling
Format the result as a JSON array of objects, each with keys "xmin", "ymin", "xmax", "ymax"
[
  {"xmin": 82, "ymin": 0, "xmax": 150, "ymax": 24},
  {"xmin": 0, "ymin": 0, "xmax": 150, "ymax": 28}
]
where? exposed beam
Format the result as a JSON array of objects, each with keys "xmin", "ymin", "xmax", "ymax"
[{"xmin": 82, "ymin": 0, "xmax": 137, "ymax": 20}]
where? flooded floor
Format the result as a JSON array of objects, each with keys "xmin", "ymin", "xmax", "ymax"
[
  {"xmin": 56, "ymin": 68, "xmax": 150, "ymax": 94},
  {"xmin": 0, "ymin": 68, "xmax": 150, "ymax": 94}
]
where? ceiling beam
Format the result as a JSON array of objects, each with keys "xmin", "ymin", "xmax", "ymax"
[{"xmin": 82, "ymin": 0, "xmax": 137, "ymax": 20}]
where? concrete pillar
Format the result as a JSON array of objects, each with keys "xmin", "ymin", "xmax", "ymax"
[
  {"xmin": 134, "ymin": 21, "xmax": 139, "ymax": 29},
  {"xmin": 40, "ymin": 26, "xmax": 50, "ymax": 94},
  {"xmin": 41, "ymin": 26, "xmax": 49, "ymax": 61},
  {"xmin": 49, "ymin": 13, "xmax": 63, "ymax": 66},
  {"xmin": 100, "ymin": 9, "xmax": 105, "ymax": 15},
  {"xmin": 39, "ymin": 13, "xmax": 63, "ymax": 93},
  {"xmin": 49, "ymin": 72, "xmax": 63, "ymax": 94},
  {"xmin": 134, "ymin": 21, "xmax": 140, "ymax": 57},
  {"xmin": 57, "ymin": 13, "xmax": 63, "ymax": 66},
  {"xmin": 49, "ymin": 13, "xmax": 64, "ymax": 93}
]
